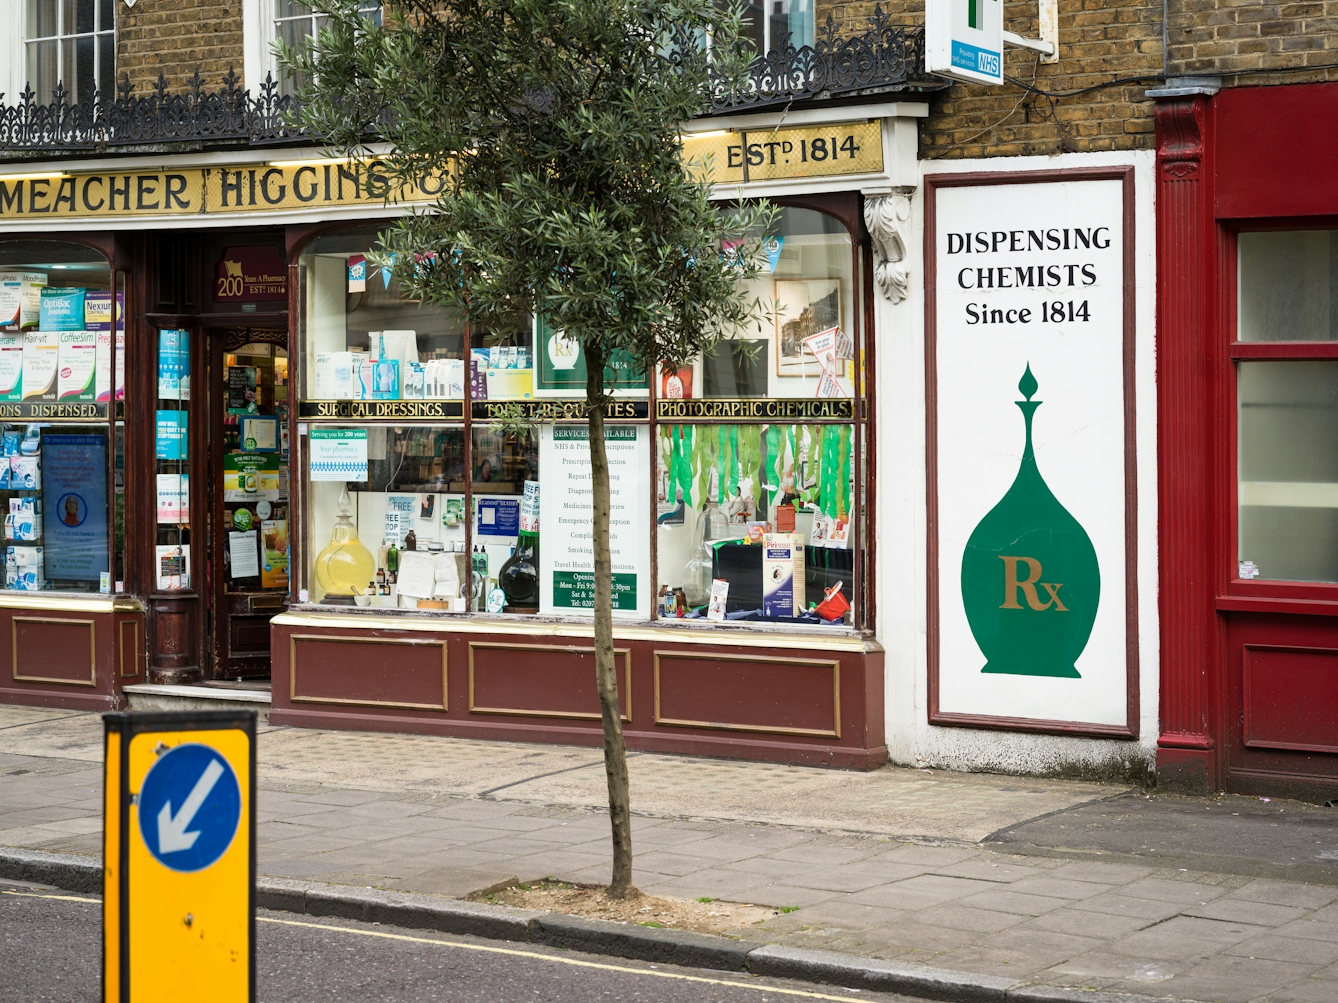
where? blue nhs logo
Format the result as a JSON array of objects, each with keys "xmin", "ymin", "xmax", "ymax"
[{"xmin": 951, "ymin": 40, "xmax": 1002, "ymax": 80}]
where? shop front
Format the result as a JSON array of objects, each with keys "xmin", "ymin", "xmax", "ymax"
[
  {"xmin": 1155, "ymin": 81, "xmax": 1338, "ymax": 799},
  {"xmin": 0, "ymin": 103, "xmax": 920, "ymax": 767}
]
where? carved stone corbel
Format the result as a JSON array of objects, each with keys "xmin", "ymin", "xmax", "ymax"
[{"xmin": 864, "ymin": 191, "xmax": 913, "ymax": 304}]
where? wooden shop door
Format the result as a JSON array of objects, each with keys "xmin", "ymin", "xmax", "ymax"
[{"xmin": 207, "ymin": 326, "xmax": 290, "ymax": 679}]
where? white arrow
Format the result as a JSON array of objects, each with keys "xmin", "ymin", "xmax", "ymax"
[{"xmin": 157, "ymin": 759, "xmax": 225, "ymax": 854}]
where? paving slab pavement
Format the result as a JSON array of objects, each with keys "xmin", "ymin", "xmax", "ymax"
[{"xmin": 1, "ymin": 706, "xmax": 1336, "ymax": 1002}]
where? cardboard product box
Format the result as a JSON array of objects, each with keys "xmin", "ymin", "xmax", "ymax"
[
  {"xmin": 761, "ymin": 532, "xmax": 805, "ymax": 618},
  {"xmin": 87, "ymin": 291, "xmax": 112, "ymax": 402},
  {"xmin": 39, "ymin": 287, "xmax": 86, "ymax": 332},
  {"xmin": 0, "ymin": 333, "xmax": 23, "ymax": 402},
  {"xmin": 21, "ymin": 332, "xmax": 59, "ymax": 401},
  {"xmin": 314, "ymin": 352, "xmax": 356, "ymax": 399},
  {"xmin": 0, "ymin": 272, "xmax": 47, "ymax": 331},
  {"xmin": 58, "ymin": 330, "xmax": 97, "ymax": 401}
]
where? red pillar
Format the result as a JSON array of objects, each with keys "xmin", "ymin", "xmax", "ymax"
[{"xmin": 1154, "ymin": 96, "xmax": 1219, "ymax": 792}]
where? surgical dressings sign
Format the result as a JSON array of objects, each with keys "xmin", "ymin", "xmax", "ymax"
[
  {"xmin": 929, "ymin": 171, "xmax": 1132, "ymax": 730},
  {"xmin": 538, "ymin": 424, "xmax": 650, "ymax": 618}
]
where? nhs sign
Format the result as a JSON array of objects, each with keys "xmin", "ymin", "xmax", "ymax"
[{"xmin": 926, "ymin": 0, "xmax": 1004, "ymax": 86}]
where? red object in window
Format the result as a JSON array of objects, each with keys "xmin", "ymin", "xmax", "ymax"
[{"xmin": 815, "ymin": 582, "xmax": 849, "ymax": 621}]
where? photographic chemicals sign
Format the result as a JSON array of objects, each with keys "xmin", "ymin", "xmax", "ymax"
[
  {"xmin": 104, "ymin": 710, "xmax": 256, "ymax": 1003},
  {"xmin": 926, "ymin": 0, "xmax": 1004, "ymax": 86}
]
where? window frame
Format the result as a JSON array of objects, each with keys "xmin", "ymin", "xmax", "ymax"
[
  {"xmin": 22, "ymin": 0, "xmax": 116, "ymax": 105},
  {"xmin": 1226, "ymin": 217, "xmax": 1338, "ymax": 605}
]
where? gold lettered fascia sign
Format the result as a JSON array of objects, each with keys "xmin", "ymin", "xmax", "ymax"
[
  {"xmin": 103, "ymin": 710, "xmax": 256, "ymax": 1003},
  {"xmin": 0, "ymin": 159, "xmax": 446, "ymax": 221},
  {"xmin": 0, "ymin": 401, "xmax": 109, "ymax": 421},
  {"xmin": 298, "ymin": 400, "xmax": 466, "ymax": 421},
  {"xmin": 656, "ymin": 398, "xmax": 857, "ymax": 421},
  {"xmin": 472, "ymin": 399, "xmax": 649, "ymax": 422},
  {"xmin": 681, "ymin": 120, "xmax": 883, "ymax": 185}
]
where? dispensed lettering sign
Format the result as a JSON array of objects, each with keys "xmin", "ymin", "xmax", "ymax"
[
  {"xmin": 926, "ymin": 0, "xmax": 1004, "ymax": 86},
  {"xmin": 104, "ymin": 711, "xmax": 256, "ymax": 1003}
]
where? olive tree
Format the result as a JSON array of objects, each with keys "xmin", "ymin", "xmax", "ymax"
[{"xmin": 283, "ymin": 0, "xmax": 773, "ymax": 898}]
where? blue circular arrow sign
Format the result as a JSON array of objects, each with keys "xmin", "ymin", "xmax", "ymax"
[{"xmin": 137, "ymin": 743, "xmax": 242, "ymax": 872}]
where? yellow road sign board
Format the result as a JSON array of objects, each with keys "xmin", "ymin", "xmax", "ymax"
[{"xmin": 104, "ymin": 711, "xmax": 256, "ymax": 1003}]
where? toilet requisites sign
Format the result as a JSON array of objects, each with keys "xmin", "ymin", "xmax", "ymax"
[{"xmin": 928, "ymin": 172, "xmax": 1134, "ymax": 729}]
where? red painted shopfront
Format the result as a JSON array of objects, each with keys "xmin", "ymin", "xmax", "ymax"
[{"xmin": 1156, "ymin": 82, "xmax": 1338, "ymax": 799}]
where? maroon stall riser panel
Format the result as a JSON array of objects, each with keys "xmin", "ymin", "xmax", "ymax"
[
  {"xmin": 289, "ymin": 634, "xmax": 447, "ymax": 709},
  {"xmin": 654, "ymin": 650, "xmax": 841, "ymax": 738},
  {"xmin": 271, "ymin": 622, "xmax": 885, "ymax": 769},
  {"xmin": 469, "ymin": 642, "xmax": 629, "ymax": 719},
  {"xmin": 1242, "ymin": 645, "xmax": 1338, "ymax": 755}
]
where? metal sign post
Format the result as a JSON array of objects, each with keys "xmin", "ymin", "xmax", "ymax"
[{"xmin": 103, "ymin": 710, "xmax": 256, "ymax": 1003}]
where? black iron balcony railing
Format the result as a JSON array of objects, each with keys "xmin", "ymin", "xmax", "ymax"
[{"xmin": 0, "ymin": 8, "xmax": 939, "ymax": 155}]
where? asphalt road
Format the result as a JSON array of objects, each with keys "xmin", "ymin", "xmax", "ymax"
[{"xmin": 0, "ymin": 882, "xmax": 907, "ymax": 1003}]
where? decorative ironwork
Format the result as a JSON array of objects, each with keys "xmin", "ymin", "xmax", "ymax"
[
  {"xmin": 675, "ymin": 6, "xmax": 940, "ymax": 113},
  {"xmin": 0, "ymin": 69, "xmax": 299, "ymax": 153},
  {"xmin": 0, "ymin": 8, "xmax": 940, "ymax": 154}
]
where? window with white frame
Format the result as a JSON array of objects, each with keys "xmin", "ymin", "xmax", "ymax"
[
  {"xmin": 25, "ymin": 0, "xmax": 115, "ymax": 105},
  {"xmin": 274, "ymin": 0, "xmax": 382, "ymax": 97}
]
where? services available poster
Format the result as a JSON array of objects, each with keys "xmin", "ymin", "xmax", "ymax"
[
  {"xmin": 538, "ymin": 424, "xmax": 650, "ymax": 618},
  {"xmin": 42, "ymin": 434, "xmax": 109, "ymax": 582}
]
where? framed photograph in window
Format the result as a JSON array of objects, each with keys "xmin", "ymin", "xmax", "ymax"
[{"xmin": 774, "ymin": 279, "xmax": 841, "ymax": 376}]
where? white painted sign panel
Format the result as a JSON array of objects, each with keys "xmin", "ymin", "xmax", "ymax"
[
  {"xmin": 930, "ymin": 173, "xmax": 1132, "ymax": 730},
  {"xmin": 926, "ymin": 0, "xmax": 1004, "ymax": 86}
]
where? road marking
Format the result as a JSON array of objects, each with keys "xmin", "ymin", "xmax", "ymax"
[
  {"xmin": 0, "ymin": 892, "xmax": 875, "ymax": 1002},
  {"xmin": 1, "ymin": 890, "xmax": 100, "ymax": 903},
  {"xmin": 258, "ymin": 917, "xmax": 874, "ymax": 1002}
]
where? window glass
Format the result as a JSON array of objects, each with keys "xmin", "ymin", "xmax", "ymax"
[
  {"xmin": 306, "ymin": 425, "xmax": 467, "ymax": 605},
  {"xmin": 671, "ymin": 207, "xmax": 855, "ymax": 402},
  {"xmin": 0, "ymin": 240, "xmax": 117, "ymax": 594},
  {"xmin": 275, "ymin": 0, "xmax": 382, "ymax": 96},
  {"xmin": 1238, "ymin": 231, "xmax": 1338, "ymax": 342},
  {"xmin": 25, "ymin": 0, "xmax": 113, "ymax": 103},
  {"xmin": 657, "ymin": 422, "xmax": 855, "ymax": 623},
  {"xmin": 300, "ymin": 226, "xmax": 469, "ymax": 404},
  {"xmin": 1238, "ymin": 360, "xmax": 1338, "ymax": 583}
]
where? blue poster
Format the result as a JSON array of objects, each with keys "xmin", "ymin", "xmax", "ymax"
[
  {"xmin": 156, "ymin": 410, "xmax": 188, "ymax": 460},
  {"xmin": 476, "ymin": 498, "xmax": 519, "ymax": 538},
  {"xmin": 43, "ymin": 433, "xmax": 109, "ymax": 583}
]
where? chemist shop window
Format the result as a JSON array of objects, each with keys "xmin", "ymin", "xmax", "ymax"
[
  {"xmin": 660, "ymin": 207, "xmax": 856, "ymax": 403},
  {"xmin": 653, "ymin": 206, "xmax": 863, "ymax": 627},
  {"xmin": 0, "ymin": 240, "xmax": 122, "ymax": 594},
  {"xmin": 305, "ymin": 425, "xmax": 468, "ymax": 606},
  {"xmin": 299, "ymin": 226, "xmax": 473, "ymax": 404}
]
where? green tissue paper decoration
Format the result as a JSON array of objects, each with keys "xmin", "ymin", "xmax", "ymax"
[{"xmin": 960, "ymin": 366, "xmax": 1100, "ymax": 678}]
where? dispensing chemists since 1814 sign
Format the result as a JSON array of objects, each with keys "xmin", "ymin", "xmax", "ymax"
[{"xmin": 927, "ymin": 169, "xmax": 1136, "ymax": 734}]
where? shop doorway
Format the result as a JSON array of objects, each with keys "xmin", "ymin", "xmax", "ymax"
[{"xmin": 206, "ymin": 326, "xmax": 290, "ymax": 679}]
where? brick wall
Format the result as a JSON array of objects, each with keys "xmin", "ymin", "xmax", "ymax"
[
  {"xmin": 817, "ymin": 0, "xmax": 1163, "ymax": 160},
  {"xmin": 1165, "ymin": 0, "xmax": 1338, "ymax": 83},
  {"xmin": 116, "ymin": 0, "xmax": 245, "ymax": 95}
]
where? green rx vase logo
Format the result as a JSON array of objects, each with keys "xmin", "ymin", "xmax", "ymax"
[{"xmin": 960, "ymin": 366, "xmax": 1099, "ymax": 678}]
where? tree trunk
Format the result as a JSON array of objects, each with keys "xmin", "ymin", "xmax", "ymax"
[{"xmin": 585, "ymin": 342, "xmax": 637, "ymax": 899}]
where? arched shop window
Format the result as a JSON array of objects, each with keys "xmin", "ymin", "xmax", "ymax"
[
  {"xmin": 296, "ymin": 205, "xmax": 867, "ymax": 628},
  {"xmin": 0, "ymin": 239, "xmax": 123, "ymax": 594}
]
